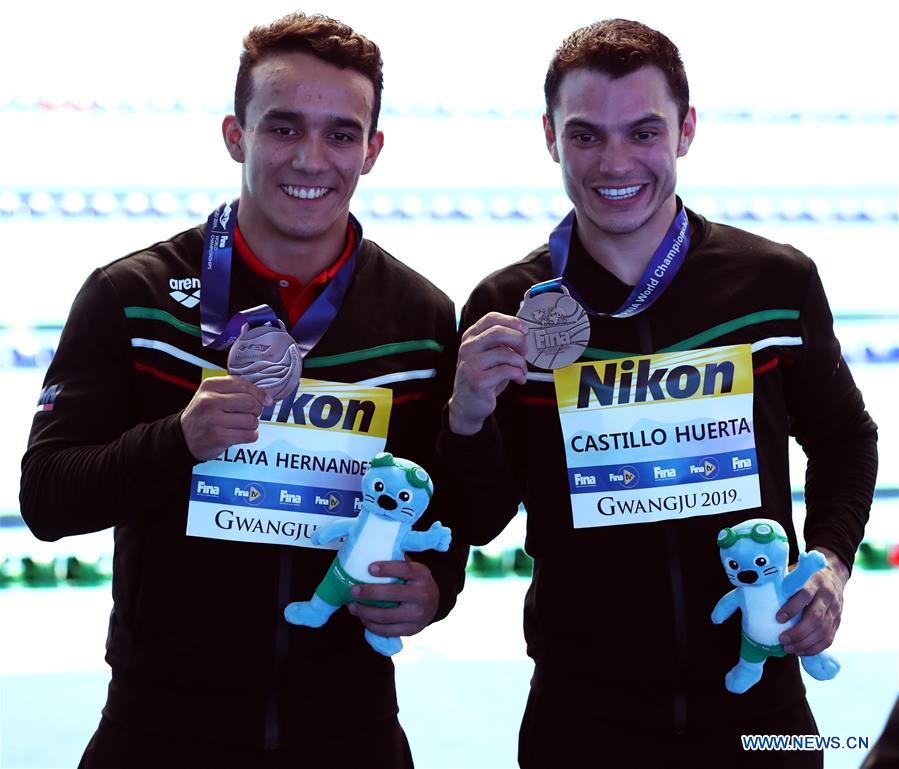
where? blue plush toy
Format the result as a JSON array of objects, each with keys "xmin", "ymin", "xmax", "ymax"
[
  {"xmin": 284, "ymin": 452, "xmax": 451, "ymax": 656},
  {"xmin": 711, "ymin": 518, "xmax": 840, "ymax": 693}
]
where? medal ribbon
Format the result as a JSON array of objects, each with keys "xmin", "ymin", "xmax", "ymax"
[
  {"xmin": 529, "ymin": 203, "xmax": 690, "ymax": 318},
  {"xmin": 200, "ymin": 199, "xmax": 360, "ymax": 355}
]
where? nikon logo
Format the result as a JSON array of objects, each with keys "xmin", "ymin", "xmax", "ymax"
[
  {"xmin": 577, "ymin": 358, "xmax": 735, "ymax": 408},
  {"xmin": 266, "ymin": 393, "xmax": 376, "ymax": 432}
]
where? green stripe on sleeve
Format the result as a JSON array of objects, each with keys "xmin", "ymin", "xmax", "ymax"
[
  {"xmin": 124, "ymin": 307, "xmax": 202, "ymax": 337},
  {"xmin": 658, "ymin": 310, "xmax": 801, "ymax": 352},
  {"xmin": 579, "ymin": 309, "xmax": 801, "ymax": 361},
  {"xmin": 304, "ymin": 339, "xmax": 444, "ymax": 368}
]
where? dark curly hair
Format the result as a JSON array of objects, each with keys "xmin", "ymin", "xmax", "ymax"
[
  {"xmin": 544, "ymin": 19, "xmax": 689, "ymax": 127},
  {"xmin": 234, "ymin": 12, "xmax": 383, "ymax": 138}
]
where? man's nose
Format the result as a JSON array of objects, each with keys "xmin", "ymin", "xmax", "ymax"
[
  {"xmin": 292, "ymin": 136, "xmax": 328, "ymax": 172},
  {"xmin": 597, "ymin": 137, "xmax": 632, "ymax": 178}
]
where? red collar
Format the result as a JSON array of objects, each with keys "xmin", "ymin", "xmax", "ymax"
[{"xmin": 234, "ymin": 224, "xmax": 357, "ymax": 325}]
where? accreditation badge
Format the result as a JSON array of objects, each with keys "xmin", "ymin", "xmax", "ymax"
[
  {"xmin": 186, "ymin": 372, "xmax": 391, "ymax": 549},
  {"xmin": 553, "ymin": 344, "xmax": 761, "ymax": 528}
]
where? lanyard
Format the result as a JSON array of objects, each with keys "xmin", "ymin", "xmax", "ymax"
[
  {"xmin": 530, "ymin": 204, "xmax": 690, "ymax": 319},
  {"xmin": 199, "ymin": 200, "xmax": 360, "ymax": 356}
]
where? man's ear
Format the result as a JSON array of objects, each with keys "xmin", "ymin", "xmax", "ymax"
[
  {"xmin": 222, "ymin": 115, "xmax": 245, "ymax": 163},
  {"xmin": 543, "ymin": 114, "xmax": 560, "ymax": 163},
  {"xmin": 677, "ymin": 106, "xmax": 697, "ymax": 158},
  {"xmin": 361, "ymin": 130, "xmax": 385, "ymax": 175}
]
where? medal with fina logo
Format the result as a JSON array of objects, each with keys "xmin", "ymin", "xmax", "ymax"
[
  {"xmin": 517, "ymin": 284, "xmax": 590, "ymax": 369},
  {"xmin": 519, "ymin": 203, "xmax": 691, "ymax": 370}
]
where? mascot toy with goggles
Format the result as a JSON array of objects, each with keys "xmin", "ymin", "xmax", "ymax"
[
  {"xmin": 283, "ymin": 452, "xmax": 451, "ymax": 656},
  {"xmin": 711, "ymin": 518, "xmax": 840, "ymax": 693}
]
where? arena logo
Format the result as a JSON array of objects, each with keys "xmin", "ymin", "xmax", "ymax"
[{"xmin": 169, "ymin": 277, "xmax": 201, "ymax": 308}]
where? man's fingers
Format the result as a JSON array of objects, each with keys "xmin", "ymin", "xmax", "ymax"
[
  {"xmin": 199, "ymin": 375, "xmax": 272, "ymax": 406},
  {"xmin": 349, "ymin": 599, "xmax": 430, "ymax": 635},
  {"xmin": 464, "ymin": 312, "xmax": 528, "ymax": 339},
  {"xmin": 368, "ymin": 559, "xmax": 428, "ymax": 581},
  {"xmin": 462, "ymin": 362, "xmax": 528, "ymax": 394},
  {"xmin": 776, "ymin": 587, "xmax": 814, "ymax": 623}
]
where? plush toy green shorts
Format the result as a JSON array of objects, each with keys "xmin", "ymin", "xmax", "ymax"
[
  {"xmin": 315, "ymin": 557, "xmax": 400, "ymax": 608},
  {"xmin": 740, "ymin": 632, "xmax": 787, "ymax": 663}
]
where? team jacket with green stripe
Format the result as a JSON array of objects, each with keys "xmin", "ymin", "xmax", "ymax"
[
  {"xmin": 20, "ymin": 224, "xmax": 468, "ymax": 749},
  {"xmin": 437, "ymin": 209, "xmax": 878, "ymax": 735}
]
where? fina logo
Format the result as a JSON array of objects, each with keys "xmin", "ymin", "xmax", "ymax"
[{"xmin": 196, "ymin": 480, "xmax": 220, "ymax": 497}]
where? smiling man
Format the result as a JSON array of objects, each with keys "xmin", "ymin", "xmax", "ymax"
[
  {"xmin": 20, "ymin": 13, "xmax": 466, "ymax": 769},
  {"xmin": 438, "ymin": 18, "xmax": 877, "ymax": 768}
]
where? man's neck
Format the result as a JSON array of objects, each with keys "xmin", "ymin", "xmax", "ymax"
[
  {"xmin": 578, "ymin": 199, "xmax": 678, "ymax": 286},
  {"xmin": 236, "ymin": 212, "xmax": 348, "ymax": 285}
]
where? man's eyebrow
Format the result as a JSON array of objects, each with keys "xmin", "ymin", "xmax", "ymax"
[
  {"xmin": 328, "ymin": 116, "xmax": 365, "ymax": 133},
  {"xmin": 561, "ymin": 118, "xmax": 602, "ymax": 133},
  {"xmin": 561, "ymin": 113, "xmax": 668, "ymax": 133},
  {"xmin": 259, "ymin": 109, "xmax": 364, "ymax": 133},
  {"xmin": 628, "ymin": 114, "xmax": 667, "ymax": 130},
  {"xmin": 259, "ymin": 109, "xmax": 303, "ymax": 123}
]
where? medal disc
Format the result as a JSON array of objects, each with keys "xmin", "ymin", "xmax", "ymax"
[
  {"xmin": 516, "ymin": 286, "xmax": 590, "ymax": 370},
  {"xmin": 227, "ymin": 320, "xmax": 302, "ymax": 401}
]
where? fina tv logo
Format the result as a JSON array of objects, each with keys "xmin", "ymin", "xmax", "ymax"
[
  {"xmin": 608, "ymin": 466, "xmax": 639, "ymax": 488},
  {"xmin": 689, "ymin": 457, "xmax": 720, "ymax": 479},
  {"xmin": 315, "ymin": 492, "xmax": 343, "ymax": 512},
  {"xmin": 234, "ymin": 483, "xmax": 265, "ymax": 505},
  {"xmin": 169, "ymin": 277, "xmax": 201, "ymax": 308}
]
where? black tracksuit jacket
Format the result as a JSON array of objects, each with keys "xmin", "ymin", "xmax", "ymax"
[
  {"xmin": 20, "ymin": 224, "xmax": 468, "ymax": 749},
  {"xmin": 437, "ymin": 209, "xmax": 878, "ymax": 735}
]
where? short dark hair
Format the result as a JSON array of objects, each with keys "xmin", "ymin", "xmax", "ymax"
[
  {"xmin": 544, "ymin": 19, "xmax": 689, "ymax": 126},
  {"xmin": 234, "ymin": 12, "xmax": 383, "ymax": 138}
]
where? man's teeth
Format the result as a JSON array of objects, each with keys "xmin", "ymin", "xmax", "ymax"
[
  {"xmin": 597, "ymin": 185, "xmax": 642, "ymax": 199},
  {"xmin": 282, "ymin": 185, "xmax": 329, "ymax": 200}
]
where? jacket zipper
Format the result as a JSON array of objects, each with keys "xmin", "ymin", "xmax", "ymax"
[
  {"xmin": 264, "ymin": 547, "xmax": 293, "ymax": 749},
  {"xmin": 638, "ymin": 315, "xmax": 688, "ymax": 733}
]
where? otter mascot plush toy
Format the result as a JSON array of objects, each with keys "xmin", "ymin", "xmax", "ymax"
[
  {"xmin": 711, "ymin": 518, "xmax": 840, "ymax": 693},
  {"xmin": 284, "ymin": 452, "xmax": 451, "ymax": 656}
]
